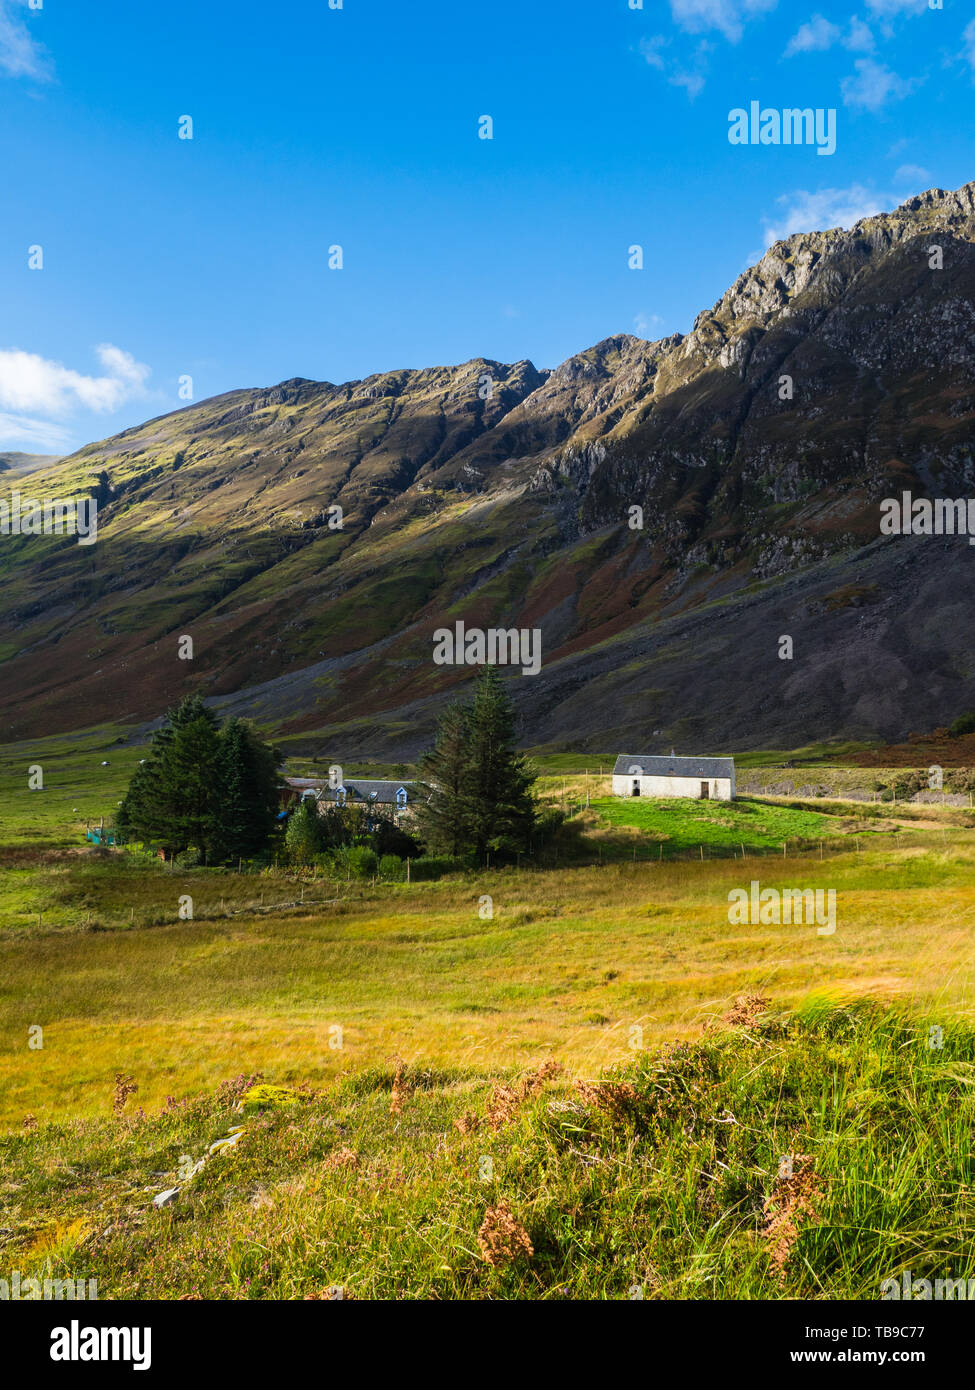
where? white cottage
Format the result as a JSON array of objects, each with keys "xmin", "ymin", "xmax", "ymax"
[{"xmin": 612, "ymin": 753, "xmax": 735, "ymax": 802}]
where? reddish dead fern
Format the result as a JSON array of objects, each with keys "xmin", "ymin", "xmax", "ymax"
[{"xmin": 477, "ymin": 1201, "xmax": 534, "ymax": 1267}]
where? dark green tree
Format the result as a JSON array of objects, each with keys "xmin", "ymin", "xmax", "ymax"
[
  {"xmin": 117, "ymin": 696, "xmax": 282, "ymax": 863},
  {"xmin": 414, "ymin": 699, "xmax": 473, "ymax": 857},
  {"xmin": 118, "ymin": 695, "xmax": 218, "ymax": 856},
  {"xmin": 214, "ymin": 718, "xmax": 282, "ymax": 863},
  {"xmin": 463, "ymin": 668, "xmax": 536, "ymax": 864},
  {"xmin": 164, "ymin": 711, "xmax": 223, "ymax": 860},
  {"xmin": 415, "ymin": 671, "xmax": 536, "ymax": 864},
  {"xmin": 317, "ymin": 801, "xmax": 368, "ymax": 850}
]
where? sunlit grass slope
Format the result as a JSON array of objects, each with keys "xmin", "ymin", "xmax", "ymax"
[{"xmin": 2, "ymin": 1002, "xmax": 973, "ymax": 1300}]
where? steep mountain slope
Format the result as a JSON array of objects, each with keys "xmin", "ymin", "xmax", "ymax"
[
  {"xmin": 2, "ymin": 183, "xmax": 974, "ymax": 754},
  {"xmin": 0, "ymin": 452, "xmax": 62, "ymax": 478}
]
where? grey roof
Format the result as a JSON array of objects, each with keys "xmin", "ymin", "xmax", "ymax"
[
  {"xmin": 318, "ymin": 779, "xmax": 414, "ymax": 804},
  {"xmin": 613, "ymin": 754, "xmax": 735, "ymax": 779}
]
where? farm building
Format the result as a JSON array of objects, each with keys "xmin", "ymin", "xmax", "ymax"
[
  {"xmin": 612, "ymin": 753, "xmax": 735, "ymax": 802},
  {"xmin": 317, "ymin": 780, "xmax": 414, "ymax": 814},
  {"xmin": 279, "ymin": 777, "xmax": 326, "ymax": 810},
  {"xmin": 279, "ymin": 777, "xmax": 416, "ymax": 820}
]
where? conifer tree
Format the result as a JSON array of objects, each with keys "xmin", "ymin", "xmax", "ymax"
[
  {"xmin": 117, "ymin": 695, "xmax": 218, "ymax": 856},
  {"xmin": 414, "ymin": 699, "xmax": 473, "ymax": 857},
  {"xmin": 164, "ymin": 711, "xmax": 223, "ymax": 860},
  {"xmin": 117, "ymin": 696, "xmax": 282, "ymax": 863},
  {"xmin": 463, "ymin": 668, "xmax": 536, "ymax": 864},
  {"xmin": 214, "ymin": 719, "xmax": 282, "ymax": 863},
  {"xmin": 415, "ymin": 671, "xmax": 536, "ymax": 864}
]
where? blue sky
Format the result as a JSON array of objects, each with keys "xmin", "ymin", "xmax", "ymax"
[{"xmin": 0, "ymin": 0, "xmax": 972, "ymax": 454}]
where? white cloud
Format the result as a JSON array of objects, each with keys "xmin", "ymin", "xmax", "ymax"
[
  {"xmin": 639, "ymin": 35, "xmax": 668, "ymax": 70},
  {"xmin": 864, "ymin": 0, "xmax": 926, "ymax": 14},
  {"xmin": 0, "ymin": 412, "xmax": 73, "ymax": 453},
  {"xmin": 0, "ymin": 0, "xmax": 52, "ymax": 80},
  {"xmin": 784, "ymin": 15, "xmax": 841, "ymax": 57},
  {"xmin": 845, "ymin": 16, "xmax": 875, "ymax": 52},
  {"xmin": 0, "ymin": 344, "xmax": 151, "ymax": 416},
  {"xmin": 670, "ymin": 66, "xmax": 707, "ymax": 98},
  {"xmin": 668, "ymin": 0, "xmax": 777, "ymax": 44},
  {"xmin": 634, "ymin": 312, "xmax": 664, "ymax": 337},
  {"xmin": 94, "ymin": 343, "xmax": 151, "ymax": 393},
  {"xmin": 639, "ymin": 32, "xmax": 711, "ymax": 99},
  {"xmin": 761, "ymin": 185, "xmax": 897, "ymax": 248},
  {"xmin": 894, "ymin": 163, "xmax": 930, "ymax": 185},
  {"xmin": 963, "ymin": 19, "xmax": 975, "ymax": 76},
  {"xmin": 841, "ymin": 57, "xmax": 916, "ymax": 111},
  {"xmin": 784, "ymin": 13, "xmax": 874, "ymax": 59}
]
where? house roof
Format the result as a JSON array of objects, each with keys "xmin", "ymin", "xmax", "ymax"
[
  {"xmin": 613, "ymin": 754, "xmax": 735, "ymax": 779},
  {"xmin": 318, "ymin": 779, "xmax": 414, "ymax": 804},
  {"xmin": 283, "ymin": 777, "xmax": 324, "ymax": 790}
]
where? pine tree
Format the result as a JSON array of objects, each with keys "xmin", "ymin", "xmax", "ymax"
[
  {"xmin": 160, "ymin": 711, "xmax": 223, "ymax": 861},
  {"xmin": 118, "ymin": 695, "xmax": 218, "ymax": 855},
  {"xmin": 214, "ymin": 719, "xmax": 282, "ymax": 863},
  {"xmin": 414, "ymin": 671, "xmax": 537, "ymax": 864},
  {"xmin": 117, "ymin": 696, "xmax": 281, "ymax": 863},
  {"xmin": 414, "ymin": 699, "xmax": 473, "ymax": 857},
  {"xmin": 464, "ymin": 668, "xmax": 536, "ymax": 864}
]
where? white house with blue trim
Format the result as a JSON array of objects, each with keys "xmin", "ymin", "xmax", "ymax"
[{"xmin": 317, "ymin": 779, "xmax": 413, "ymax": 812}]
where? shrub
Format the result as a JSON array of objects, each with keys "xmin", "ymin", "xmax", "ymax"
[
  {"xmin": 950, "ymin": 711, "xmax": 975, "ymax": 737},
  {"xmin": 378, "ymin": 854, "xmax": 404, "ymax": 881},
  {"xmin": 285, "ymin": 799, "xmax": 322, "ymax": 865},
  {"xmin": 409, "ymin": 855, "xmax": 466, "ymax": 880},
  {"xmin": 174, "ymin": 847, "xmax": 201, "ymax": 869},
  {"xmin": 330, "ymin": 845, "xmax": 379, "ymax": 879}
]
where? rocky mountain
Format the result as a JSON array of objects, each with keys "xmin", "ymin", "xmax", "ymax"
[
  {"xmin": 2, "ymin": 183, "xmax": 975, "ymax": 756},
  {"xmin": 0, "ymin": 452, "xmax": 63, "ymax": 478}
]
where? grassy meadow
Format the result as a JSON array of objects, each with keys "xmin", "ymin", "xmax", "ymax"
[{"xmin": 2, "ymin": 731, "xmax": 975, "ymax": 1298}]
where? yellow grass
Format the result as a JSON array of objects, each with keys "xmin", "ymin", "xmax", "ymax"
[{"xmin": 3, "ymin": 836, "xmax": 975, "ymax": 1127}]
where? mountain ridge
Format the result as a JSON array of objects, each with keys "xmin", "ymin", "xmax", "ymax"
[{"xmin": 2, "ymin": 181, "xmax": 975, "ymax": 754}]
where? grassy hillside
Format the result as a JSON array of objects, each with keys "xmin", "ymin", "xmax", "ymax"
[
  {"xmin": 589, "ymin": 795, "xmax": 856, "ymax": 856},
  {"xmin": 2, "ymin": 1001, "xmax": 973, "ymax": 1299},
  {"xmin": 0, "ymin": 726, "xmax": 142, "ymax": 847}
]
